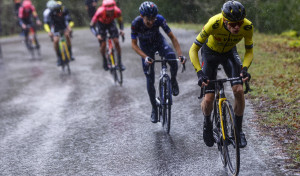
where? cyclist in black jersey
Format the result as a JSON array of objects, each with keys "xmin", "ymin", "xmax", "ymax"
[{"xmin": 85, "ymin": 0, "xmax": 98, "ymax": 19}]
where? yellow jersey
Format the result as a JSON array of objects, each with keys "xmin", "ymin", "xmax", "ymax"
[{"xmin": 189, "ymin": 13, "xmax": 253, "ymax": 72}]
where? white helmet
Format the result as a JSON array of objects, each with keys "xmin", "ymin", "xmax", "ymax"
[{"xmin": 46, "ymin": 0, "xmax": 56, "ymax": 9}]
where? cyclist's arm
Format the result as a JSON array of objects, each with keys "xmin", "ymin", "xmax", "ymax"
[
  {"xmin": 116, "ymin": 16, "xmax": 124, "ymax": 31},
  {"xmin": 167, "ymin": 31, "xmax": 182, "ymax": 56},
  {"xmin": 131, "ymin": 39, "xmax": 147, "ymax": 59},
  {"xmin": 189, "ymin": 43, "xmax": 202, "ymax": 72},
  {"xmin": 242, "ymin": 23, "xmax": 254, "ymax": 69}
]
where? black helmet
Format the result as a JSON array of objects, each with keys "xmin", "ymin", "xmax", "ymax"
[
  {"xmin": 222, "ymin": 1, "xmax": 246, "ymax": 22},
  {"xmin": 139, "ymin": 1, "xmax": 158, "ymax": 17},
  {"xmin": 52, "ymin": 1, "xmax": 62, "ymax": 12}
]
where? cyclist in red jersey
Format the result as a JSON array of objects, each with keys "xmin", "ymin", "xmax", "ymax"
[
  {"xmin": 90, "ymin": 0, "xmax": 125, "ymax": 71},
  {"xmin": 18, "ymin": 0, "xmax": 42, "ymax": 50}
]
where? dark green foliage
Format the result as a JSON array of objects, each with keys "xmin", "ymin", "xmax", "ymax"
[{"xmin": 1, "ymin": 0, "xmax": 300, "ymax": 36}]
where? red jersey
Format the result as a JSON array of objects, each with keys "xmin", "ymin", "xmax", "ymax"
[
  {"xmin": 18, "ymin": 5, "xmax": 37, "ymax": 19},
  {"xmin": 91, "ymin": 6, "xmax": 121, "ymax": 24}
]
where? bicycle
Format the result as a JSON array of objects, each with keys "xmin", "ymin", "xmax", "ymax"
[
  {"xmin": 149, "ymin": 52, "xmax": 185, "ymax": 134},
  {"xmin": 58, "ymin": 31, "xmax": 71, "ymax": 74},
  {"xmin": 199, "ymin": 76, "xmax": 250, "ymax": 176},
  {"xmin": 24, "ymin": 25, "xmax": 41, "ymax": 59},
  {"xmin": 106, "ymin": 34, "xmax": 124, "ymax": 86}
]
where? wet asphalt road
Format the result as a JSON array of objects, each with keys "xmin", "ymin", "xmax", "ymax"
[{"xmin": 0, "ymin": 28, "xmax": 288, "ymax": 175}]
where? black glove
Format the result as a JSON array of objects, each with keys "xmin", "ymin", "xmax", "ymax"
[
  {"xmin": 178, "ymin": 56, "xmax": 186, "ymax": 63},
  {"xmin": 197, "ymin": 70, "xmax": 208, "ymax": 87},
  {"xmin": 241, "ymin": 67, "xmax": 251, "ymax": 81}
]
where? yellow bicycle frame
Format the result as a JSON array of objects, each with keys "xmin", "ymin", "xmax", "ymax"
[
  {"xmin": 218, "ymin": 98, "xmax": 227, "ymax": 140},
  {"xmin": 108, "ymin": 39, "xmax": 115, "ymax": 66},
  {"xmin": 59, "ymin": 41, "xmax": 70, "ymax": 62}
]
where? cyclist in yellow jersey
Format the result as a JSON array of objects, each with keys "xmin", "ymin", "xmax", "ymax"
[{"xmin": 189, "ymin": 0, "xmax": 253, "ymax": 148}]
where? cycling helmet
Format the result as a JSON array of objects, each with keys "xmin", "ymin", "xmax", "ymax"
[
  {"xmin": 46, "ymin": 0, "xmax": 56, "ymax": 9},
  {"xmin": 102, "ymin": 0, "xmax": 116, "ymax": 11},
  {"xmin": 139, "ymin": 1, "xmax": 158, "ymax": 17},
  {"xmin": 52, "ymin": 2, "xmax": 62, "ymax": 12},
  {"xmin": 22, "ymin": 0, "xmax": 32, "ymax": 9},
  {"xmin": 222, "ymin": 0, "xmax": 246, "ymax": 22}
]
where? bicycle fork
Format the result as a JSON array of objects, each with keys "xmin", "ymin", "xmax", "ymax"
[{"xmin": 218, "ymin": 98, "xmax": 227, "ymax": 140}]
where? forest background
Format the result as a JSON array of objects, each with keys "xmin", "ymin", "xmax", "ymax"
[{"xmin": 0, "ymin": 0, "xmax": 300, "ymax": 36}]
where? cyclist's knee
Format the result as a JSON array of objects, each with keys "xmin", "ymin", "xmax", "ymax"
[
  {"xmin": 204, "ymin": 93, "xmax": 214, "ymax": 104},
  {"xmin": 232, "ymin": 84, "xmax": 244, "ymax": 96}
]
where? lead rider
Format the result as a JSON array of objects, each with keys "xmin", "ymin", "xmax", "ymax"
[
  {"xmin": 189, "ymin": 0, "xmax": 253, "ymax": 148},
  {"xmin": 131, "ymin": 1, "xmax": 186, "ymax": 123}
]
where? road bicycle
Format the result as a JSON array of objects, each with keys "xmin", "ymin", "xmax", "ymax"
[
  {"xmin": 25, "ymin": 25, "xmax": 41, "ymax": 59},
  {"xmin": 106, "ymin": 35, "xmax": 124, "ymax": 86},
  {"xmin": 150, "ymin": 53, "xmax": 185, "ymax": 134},
  {"xmin": 58, "ymin": 31, "xmax": 71, "ymax": 74},
  {"xmin": 199, "ymin": 76, "xmax": 250, "ymax": 176}
]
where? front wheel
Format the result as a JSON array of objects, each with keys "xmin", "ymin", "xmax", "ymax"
[
  {"xmin": 222, "ymin": 100, "xmax": 240, "ymax": 176},
  {"xmin": 161, "ymin": 78, "xmax": 171, "ymax": 134},
  {"xmin": 115, "ymin": 66, "xmax": 123, "ymax": 86},
  {"xmin": 213, "ymin": 100, "xmax": 227, "ymax": 167}
]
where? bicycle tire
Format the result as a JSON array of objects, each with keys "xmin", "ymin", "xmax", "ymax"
[
  {"xmin": 161, "ymin": 77, "xmax": 171, "ymax": 133},
  {"xmin": 222, "ymin": 100, "xmax": 240, "ymax": 176},
  {"xmin": 213, "ymin": 99, "xmax": 227, "ymax": 166},
  {"xmin": 60, "ymin": 42, "xmax": 71, "ymax": 74},
  {"xmin": 116, "ymin": 64, "xmax": 123, "ymax": 86}
]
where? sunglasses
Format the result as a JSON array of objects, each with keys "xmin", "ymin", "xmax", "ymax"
[
  {"xmin": 226, "ymin": 20, "xmax": 244, "ymax": 28},
  {"xmin": 144, "ymin": 16, "xmax": 156, "ymax": 22}
]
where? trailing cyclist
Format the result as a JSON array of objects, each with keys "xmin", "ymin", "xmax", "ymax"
[
  {"xmin": 44, "ymin": 1, "xmax": 75, "ymax": 66},
  {"xmin": 90, "ymin": 0, "xmax": 125, "ymax": 71},
  {"xmin": 189, "ymin": 0, "xmax": 253, "ymax": 148},
  {"xmin": 131, "ymin": 1, "xmax": 186, "ymax": 123},
  {"xmin": 43, "ymin": 0, "xmax": 57, "ymax": 41},
  {"xmin": 85, "ymin": 0, "xmax": 98, "ymax": 20},
  {"xmin": 18, "ymin": 0, "xmax": 42, "ymax": 50}
]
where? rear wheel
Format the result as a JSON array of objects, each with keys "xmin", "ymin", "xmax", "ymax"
[{"xmin": 222, "ymin": 100, "xmax": 240, "ymax": 176}]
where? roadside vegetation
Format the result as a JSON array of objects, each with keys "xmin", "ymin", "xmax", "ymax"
[{"xmin": 170, "ymin": 23, "xmax": 300, "ymax": 171}]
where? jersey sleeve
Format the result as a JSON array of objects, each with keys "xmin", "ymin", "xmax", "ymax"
[
  {"xmin": 131, "ymin": 19, "xmax": 138, "ymax": 40},
  {"xmin": 157, "ymin": 15, "xmax": 171, "ymax": 34},
  {"xmin": 189, "ymin": 16, "xmax": 217, "ymax": 72},
  {"xmin": 243, "ymin": 21, "xmax": 254, "ymax": 68}
]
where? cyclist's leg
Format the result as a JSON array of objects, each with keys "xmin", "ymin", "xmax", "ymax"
[
  {"xmin": 222, "ymin": 48, "xmax": 247, "ymax": 147},
  {"xmin": 53, "ymin": 32, "xmax": 61, "ymax": 66},
  {"xmin": 109, "ymin": 21, "xmax": 125, "ymax": 70},
  {"xmin": 97, "ymin": 22, "xmax": 109, "ymax": 70},
  {"xmin": 201, "ymin": 44, "xmax": 221, "ymax": 147},
  {"xmin": 32, "ymin": 26, "xmax": 40, "ymax": 49},
  {"xmin": 64, "ymin": 28, "xmax": 74, "ymax": 60},
  {"xmin": 23, "ymin": 28, "xmax": 30, "ymax": 50},
  {"xmin": 141, "ymin": 47, "xmax": 157, "ymax": 123},
  {"xmin": 158, "ymin": 39, "xmax": 179, "ymax": 95}
]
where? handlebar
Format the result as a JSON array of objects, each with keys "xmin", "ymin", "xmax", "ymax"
[
  {"xmin": 198, "ymin": 76, "xmax": 251, "ymax": 99},
  {"xmin": 148, "ymin": 58, "xmax": 186, "ymax": 73}
]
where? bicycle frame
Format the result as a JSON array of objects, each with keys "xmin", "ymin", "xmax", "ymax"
[{"xmin": 59, "ymin": 35, "xmax": 71, "ymax": 62}]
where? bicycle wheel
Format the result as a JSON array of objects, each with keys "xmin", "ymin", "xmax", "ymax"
[
  {"xmin": 222, "ymin": 100, "xmax": 240, "ymax": 176},
  {"xmin": 213, "ymin": 99, "xmax": 227, "ymax": 166},
  {"xmin": 162, "ymin": 77, "xmax": 171, "ymax": 133},
  {"xmin": 116, "ymin": 64, "xmax": 123, "ymax": 86},
  {"xmin": 61, "ymin": 43, "xmax": 71, "ymax": 74}
]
